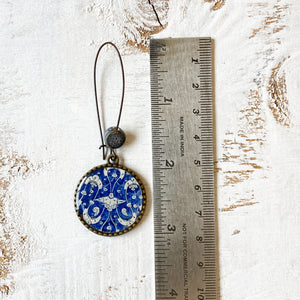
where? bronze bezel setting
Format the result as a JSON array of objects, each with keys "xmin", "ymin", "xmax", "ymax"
[{"xmin": 74, "ymin": 163, "xmax": 147, "ymax": 236}]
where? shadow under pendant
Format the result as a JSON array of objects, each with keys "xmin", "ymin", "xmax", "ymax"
[{"xmin": 74, "ymin": 164, "xmax": 146, "ymax": 236}]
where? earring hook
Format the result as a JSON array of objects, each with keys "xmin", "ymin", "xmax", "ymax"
[{"xmin": 93, "ymin": 42, "xmax": 125, "ymax": 160}]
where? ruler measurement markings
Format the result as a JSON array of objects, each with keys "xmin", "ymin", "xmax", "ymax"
[{"xmin": 151, "ymin": 38, "xmax": 217, "ymax": 300}]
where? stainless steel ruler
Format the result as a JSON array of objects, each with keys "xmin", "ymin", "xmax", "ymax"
[{"xmin": 150, "ymin": 38, "xmax": 217, "ymax": 300}]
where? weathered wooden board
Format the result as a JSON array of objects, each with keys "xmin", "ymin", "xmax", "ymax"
[{"xmin": 0, "ymin": 0, "xmax": 299, "ymax": 299}]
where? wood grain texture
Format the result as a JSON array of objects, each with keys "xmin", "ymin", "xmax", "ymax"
[
  {"xmin": 204, "ymin": 0, "xmax": 226, "ymax": 11},
  {"xmin": 0, "ymin": 0, "xmax": 299, "ymax": 299},
  {"xmin": 85, "ymin": 0, "xmax": 168, "ymax": 53},
  {"xmin": 268, "ymin": 58, "xmax": 290, "ymax": 126}
]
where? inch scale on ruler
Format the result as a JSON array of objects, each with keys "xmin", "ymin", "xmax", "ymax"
[{"xmin": 150, "ymin": 38, "xmax": 217, "ymax": 300}]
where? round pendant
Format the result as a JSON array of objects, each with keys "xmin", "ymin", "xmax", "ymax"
[{"xmin": 74, "ymin": 164, "xmax": 146, "ymax": 236}]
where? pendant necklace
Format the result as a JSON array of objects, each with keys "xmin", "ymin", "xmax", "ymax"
[{"xmin": 74, "ymin": 42, "xmax": 147, "ymax": 236}]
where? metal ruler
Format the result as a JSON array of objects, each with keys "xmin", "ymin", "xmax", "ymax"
[{"xmin": 150, "ymin": 38, "xmax": 217, "ymax": 300}]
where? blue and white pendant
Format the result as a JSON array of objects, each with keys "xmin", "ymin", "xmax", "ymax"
[{"xmin": 74, "ymin": 164, "xmax": 146, "ymax": 236}]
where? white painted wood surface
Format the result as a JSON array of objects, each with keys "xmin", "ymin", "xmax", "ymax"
[{"xmin": 1, "ymin": 0, "xmax": 299, "ymax": 299}]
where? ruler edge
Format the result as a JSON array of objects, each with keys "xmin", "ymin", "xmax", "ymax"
[{"xmin": 150, "ymin": 37, "xmax": 218, "ymax": 300}]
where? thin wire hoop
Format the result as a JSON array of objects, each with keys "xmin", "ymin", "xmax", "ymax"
[{"xmin": 93, "ymin": 42, "xmax": 125, "ymax": 160}]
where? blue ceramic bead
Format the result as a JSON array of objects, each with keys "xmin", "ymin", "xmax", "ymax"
[{"xmin": 75, "ymin": 165, "xmax": 146, "ymax": 236}]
